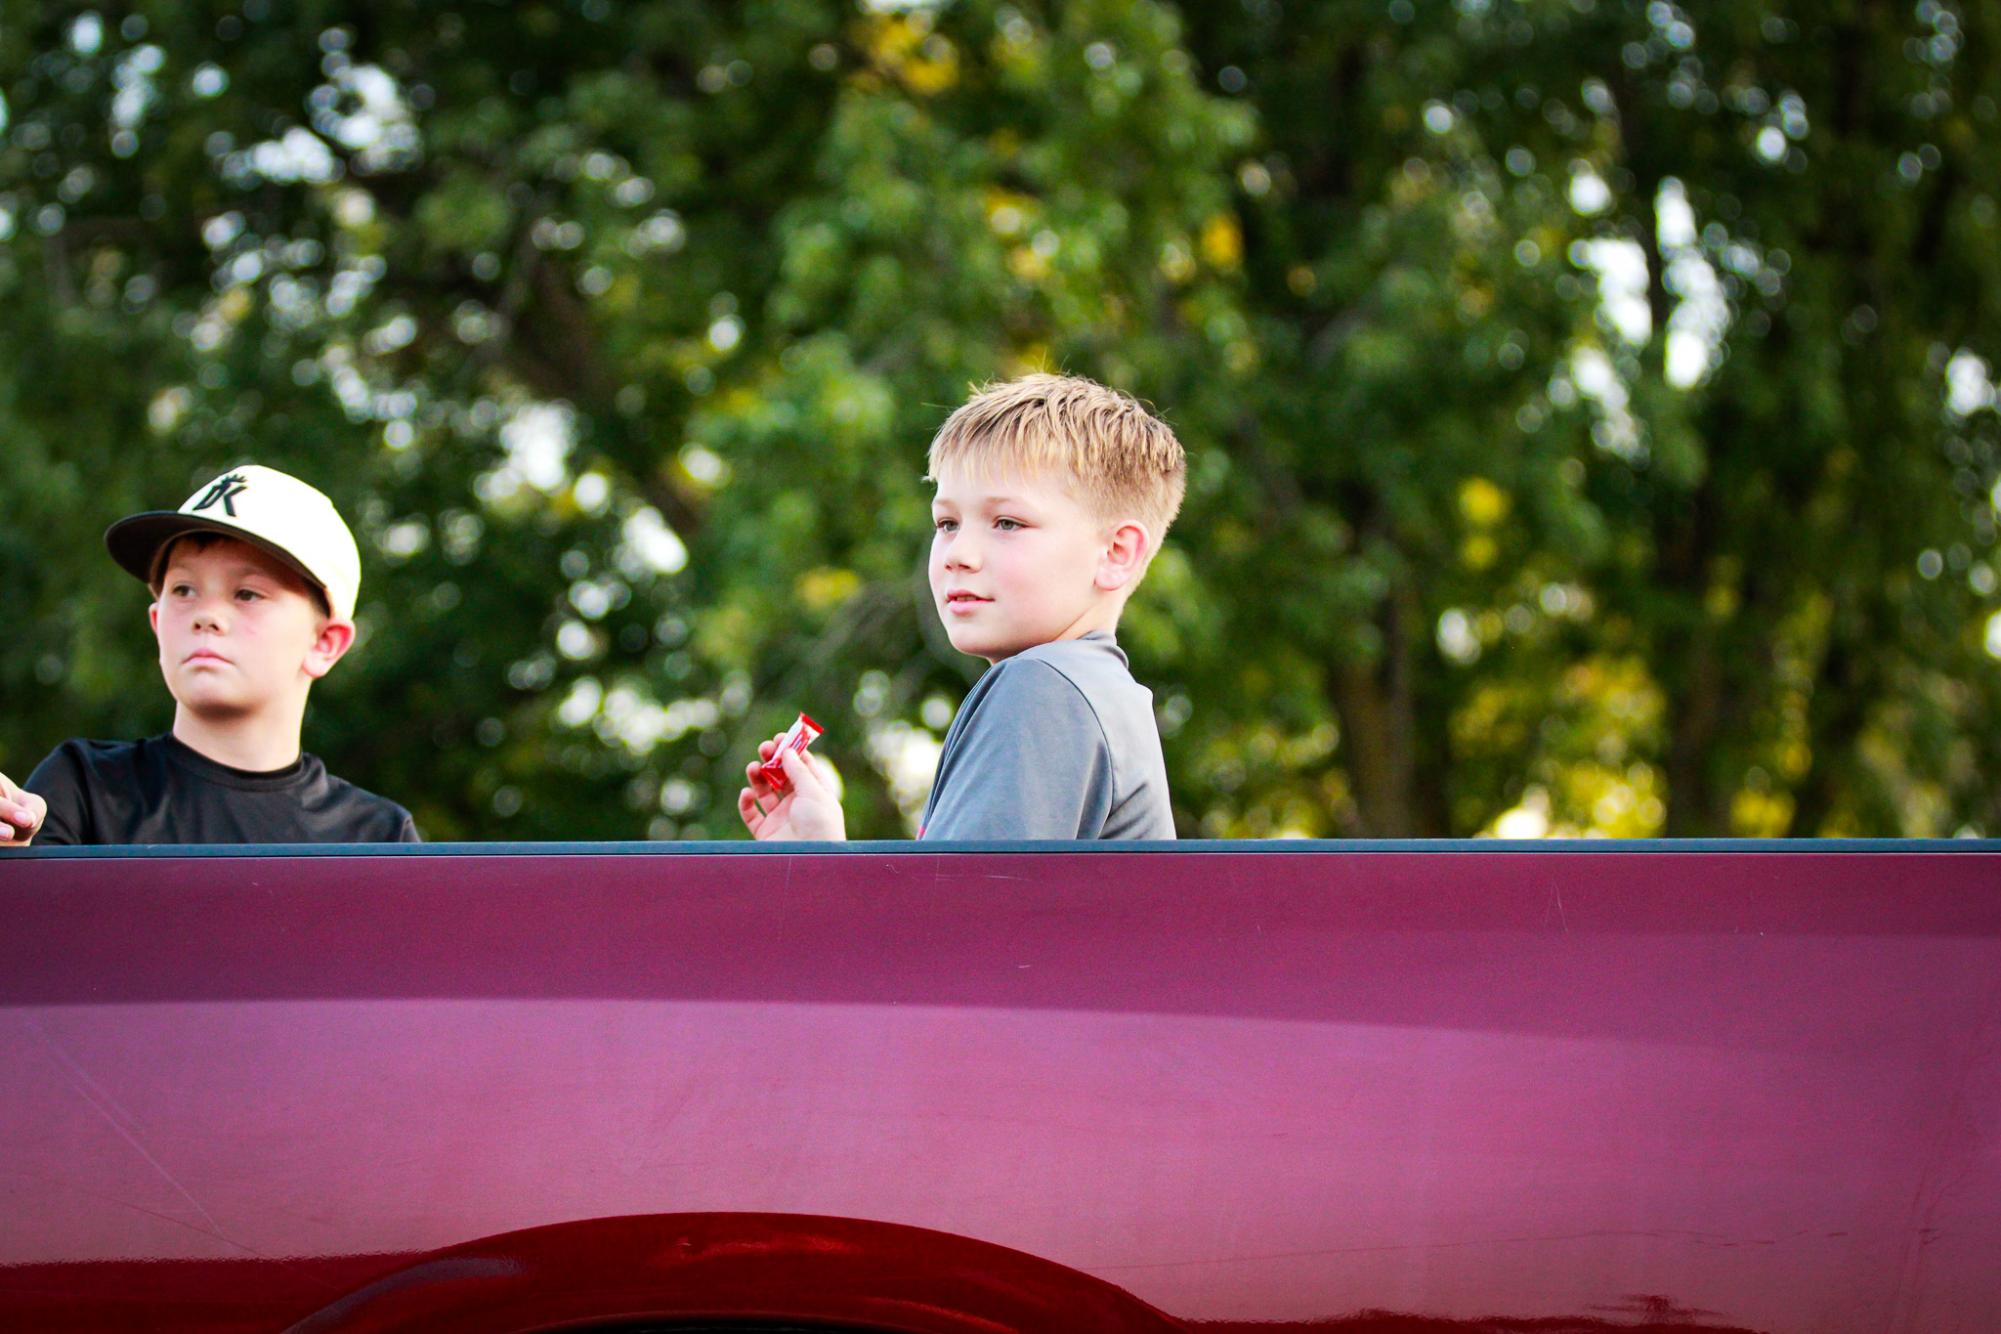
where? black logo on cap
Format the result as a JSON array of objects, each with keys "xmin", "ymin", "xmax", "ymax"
[{"xmin": 192, "ymin": 473, "xmax": 249, "ymax": 517}]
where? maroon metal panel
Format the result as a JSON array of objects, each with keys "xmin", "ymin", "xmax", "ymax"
[{"xmin": 2, "ymin": 849, "xmax": 1996, "ymax": 1332}]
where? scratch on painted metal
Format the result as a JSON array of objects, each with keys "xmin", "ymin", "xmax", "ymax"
[
  {"xmin": 20, "ymin": 1172, "xmax": 270, "ymax": 1254},
  {"xmin": 1883, "ymin": 972, "xmax": 2001, "ymax": 1334},
  {"xmin": 22, "ymin": 1017, "xmax": 253, "ymax": 1256}
]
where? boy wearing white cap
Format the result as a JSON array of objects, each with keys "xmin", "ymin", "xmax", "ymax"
[{"xmin": 0, "ymin": 465, "xmax": 417, "ymax": 845}]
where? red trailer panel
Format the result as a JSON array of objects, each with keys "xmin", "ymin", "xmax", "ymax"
[{"xmin": 3, "ymin": 844, "xmax": 1996, "ymax": 1332}]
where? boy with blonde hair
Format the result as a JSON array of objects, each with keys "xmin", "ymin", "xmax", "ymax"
[
  {"xmin": 0, "ymin": 465, "xmax": 417, "ymax": 846},
  {"xmin": 740, "ymin": 372, "xmax": 1185, "ymax": 841}
]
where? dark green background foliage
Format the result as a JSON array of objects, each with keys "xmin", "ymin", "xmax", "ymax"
[{"xmin": 3, "ymin": 0, "xmax": 1996, "ymax": 839}]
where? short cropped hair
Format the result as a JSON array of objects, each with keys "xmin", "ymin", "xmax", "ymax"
[{"xmin": 927, "ymin": 373, "xmax": 1188, "ymax": 541}]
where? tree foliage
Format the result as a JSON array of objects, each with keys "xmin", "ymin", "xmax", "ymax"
[{"xmin": 3, "ymin": 0, "xmax": 1996, "ymax": 840}]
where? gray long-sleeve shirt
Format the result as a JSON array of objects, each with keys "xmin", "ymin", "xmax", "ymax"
[{"xmin": 918, "ymin": 631, "xmax": 1176, "ymax": 840}]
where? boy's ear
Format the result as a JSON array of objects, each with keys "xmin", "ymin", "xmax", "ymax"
[
  {"xmin": 302, "ymin": 619, "xmax": 357, "ymax": 680},
  {"xmin": 1095, "ymin": 520, "xmax": 1154, "ymax": 593}
]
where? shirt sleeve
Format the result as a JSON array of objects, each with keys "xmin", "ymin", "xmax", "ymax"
[
  {"xmin": 921, "ymin": 659, "xmax": 1115, "ymax": 841},
  {"xmin": 23, "ymin": 744, "xmax": 88, "ymax": 847}
]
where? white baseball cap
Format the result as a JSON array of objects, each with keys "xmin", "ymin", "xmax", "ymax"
[{"xmin": 105, "ymin": 465, "xmax": 362, "ymax": 621}]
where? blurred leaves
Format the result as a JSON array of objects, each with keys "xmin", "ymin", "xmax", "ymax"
[{"xmin": 2, "ymin": 0, "xmax": 1997, "ymax": 840}]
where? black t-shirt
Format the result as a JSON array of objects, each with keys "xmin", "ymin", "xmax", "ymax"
[{"xmin": 25, "ymin": 734, "xmax": 419, "ymax": 846}]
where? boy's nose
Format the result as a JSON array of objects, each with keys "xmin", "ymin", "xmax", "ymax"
[{"xmin": 943, "ymin": 536, "xmax": 980, "ymax": 569}]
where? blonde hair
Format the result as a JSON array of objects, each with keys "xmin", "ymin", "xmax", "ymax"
[{"xmin": 927, "ymin": 373, "xmax": 1188, "ymax": 540}]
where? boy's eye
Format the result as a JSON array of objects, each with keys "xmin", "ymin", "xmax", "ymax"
[
  {"xmin": 993, "ymin": 517, "xmax": 1022, "ymax": 531},
  {"xmin": 235, "ymin": 588, "xmax": 264, "ymax": 602},
  {"xmin": 934, "ymin": 518, "xmax": 958, "ymax": 533}
]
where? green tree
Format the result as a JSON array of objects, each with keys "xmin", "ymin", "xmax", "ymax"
[
  {"xmin": 1176, "ymin": 0, "xmax": 2001, "ymax": 836},
  {"xmin": 3, "ymin": 0, "xmax": 1996, "ymax": 841}
]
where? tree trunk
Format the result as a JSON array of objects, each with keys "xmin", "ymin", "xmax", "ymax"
[
  {"xmin": 1662, "ymin": 623, "xmax": 1726, "ymax": 837},
  {"xmin": 1328, "ymin": 573, "xmax": 1435, "ymax": 836}
]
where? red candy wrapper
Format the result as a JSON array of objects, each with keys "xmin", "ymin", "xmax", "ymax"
[{"xmin": 758, "ymin": 712, "xmax": 825, "ymax": 794}]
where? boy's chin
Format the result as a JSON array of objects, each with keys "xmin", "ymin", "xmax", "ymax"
[
  {"xmin": 947, "ymin": 632, "xmax": 1023, "ymax": 662},
  {"xmin": 167, "ymin": 680, "xmax": 267, "ymax": 718}
]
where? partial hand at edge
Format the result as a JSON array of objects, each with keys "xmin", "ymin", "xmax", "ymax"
[{"xmin": 0, "ymin": 771, "xmax": 46, "ymax": 848}]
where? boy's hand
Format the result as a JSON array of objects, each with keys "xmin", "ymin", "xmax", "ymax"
[
  {"xmin": 0, "ymin": 772, "xmax": 46, "ymax": 848},
  {"xmin": 738, "ymin": 734, "xmax": 846, "ymax": 842}
]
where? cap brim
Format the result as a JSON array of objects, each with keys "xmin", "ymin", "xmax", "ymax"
[{"xmin": 104, "ymin": 512, "xmax": 331, "ymax": 607}]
